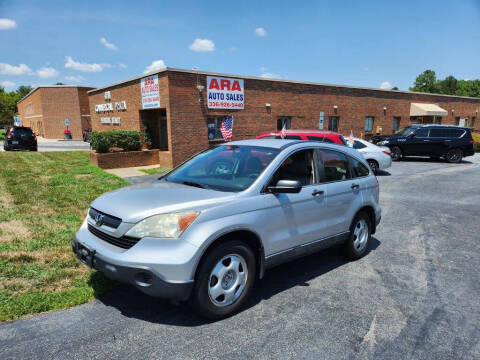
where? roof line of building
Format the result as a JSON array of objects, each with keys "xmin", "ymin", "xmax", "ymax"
[
  {"xmin": 87, "ymin": 67, "xmax": 480, "ymax": 102},
  {"xmin": 17, "ymin": 85, "xmax": 96, "ymax": 104}
]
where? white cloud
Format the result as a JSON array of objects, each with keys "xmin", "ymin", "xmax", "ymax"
[
  {"xmin": 0, "ymin": 18, "xmax": 17, "ymax": 30},
  {"xmin": 118, "ymin": 63, "xmax": 127, "ymax": 69},
  {"xmin": 64, "ymin": 75, "xmax": 85, "ymax": 83},
  {"xmin": 64, "ymin": 56, "xmax": 105, "ymax": 72},
  {"xmin": 36, "ymin": 67, "xmax": 59, "ymax": 78},
  {"xmin": 261, "ymin": 72, "xmax": 281, "ymax": 79},
  {"xmin": 143, "ymin": 60, "xmax": 166, "ymax": 74},
  {"xmin": 254, "ymin": 27, "xmax": 267, "ymax": 36},
  {"xmin": 189, "ymin": 38, "xmax": 215, "ymax": 52},
  {"xmin": 1, "ymin": 80, "xmax": 16, "ymax": 89},
  {"xmin": 228, "ymin": 46, "xmax": 237, "ymax": 52},
  {"xmin": 100, "ymin": 37, "xmax": 118, "ymax": 51},
  {"xmin": 380, "ymin": 81, "xmax": 392, "ymax": 89},
  {"xmin": 259, "ymin": 66, "xmax": 268, "ymax": 72},
  {"xmin": 0, "ymin": 63, "xmax": 32, "ymax": 75}
]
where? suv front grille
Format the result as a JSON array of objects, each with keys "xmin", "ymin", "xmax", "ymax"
[
  {"xmin": 89, "ymin": 208, "xmax": 122, "ymax": 229},
  {"xmin": 87, "ymin": 224, "xmax": 140, "ymax": 249}
]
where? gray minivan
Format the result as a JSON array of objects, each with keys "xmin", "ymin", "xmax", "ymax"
[{"xmin": 73, "ymin": 139, "xmax": 381, "ymax": 319}]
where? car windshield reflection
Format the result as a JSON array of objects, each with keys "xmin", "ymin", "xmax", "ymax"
[{"xmin": 165, "ymin": 145, "xmax": 280, "ymax": 192}]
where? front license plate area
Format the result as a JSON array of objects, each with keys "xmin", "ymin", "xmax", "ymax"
[
  {"xmin": 12, "ymin": 141, "xmax": 19, "ymax": 145},
  {"xmin": 76, "ymin": 243, "xmax": 96, "ymax": 268}
]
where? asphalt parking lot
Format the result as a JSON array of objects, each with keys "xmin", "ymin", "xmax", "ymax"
[
  {"xmin": 0, "ymin": 139, "xmax": 91, "ymax": 152},
  {"xmin": 1, "ymin": 154, "xmax": 479, "ymax": 360}
]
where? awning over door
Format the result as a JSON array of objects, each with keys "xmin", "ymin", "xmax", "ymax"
[{"xmin": 410, "ymin": 103, "xmax": 448, "ymax": 117}]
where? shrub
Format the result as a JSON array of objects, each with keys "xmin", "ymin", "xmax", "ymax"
[
  {"xmin": 0, "ymin": 129, "xmax": 5, "ymax": 141},
  {"xmin": 472, "ymin": 132, "xmax": 480, "ymax": 152},
  {"xmin": 91, "ymin": 130, "xmax": 141, "ymax": 153}
]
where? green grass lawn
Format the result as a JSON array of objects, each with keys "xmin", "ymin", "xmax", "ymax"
[
  {"xmin": 140, "ymin": 166, "xmax": 171, "ymax": 175},
  {"xmin": 0, "ymin": 151, "xmax": 128, "ymax": 321},
  {"xmin": 0, "ymin": 129, "xmax": 5, "ymax": 141}
]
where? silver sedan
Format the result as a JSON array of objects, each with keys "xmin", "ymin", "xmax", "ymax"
[{"xmin": 346, "ymin": 137, "xmax": 392, "ymax": 173}]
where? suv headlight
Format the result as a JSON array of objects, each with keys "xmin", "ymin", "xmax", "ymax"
[
  {"xmin": 377, "ymin": 140, "xmax": 389, "ymax": 145},
  {"xmin": 125, "ymin": 212, "xmax": 199, "ymax": 239}
]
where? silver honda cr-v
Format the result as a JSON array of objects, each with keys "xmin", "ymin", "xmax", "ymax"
[{"xmin": 73, "ymin": 139, "xmax": 381, "ymax": 319}]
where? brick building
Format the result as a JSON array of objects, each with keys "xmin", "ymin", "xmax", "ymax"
[
  {"xmin": 88, "ymin": 68, "xmax": 480, "ymax": 167},
  {"xmin": 17, "ymin": 86, "xmax": 94, "ymax": 139}
]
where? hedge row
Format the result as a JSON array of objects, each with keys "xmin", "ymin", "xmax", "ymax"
[
  {"xmin": 91, "ymin": 130, "xmax": 141, "ymax": 153},
  {"xmin": 472, "ymin": 132, "xmax": 480, "ymax": 152}
]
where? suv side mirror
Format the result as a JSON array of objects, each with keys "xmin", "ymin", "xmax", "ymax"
[
  {"xmin": 408, "ymin": 132, "xmax": 416, "ymax": 138},
  {"xmin": 267, "ymin": 180, "xmax": 302, "ymax": 194}
]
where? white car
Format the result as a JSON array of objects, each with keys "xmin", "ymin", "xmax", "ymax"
[{"xmin": 346, "ymin": 138, "xmax": 392, "ymax": 173}]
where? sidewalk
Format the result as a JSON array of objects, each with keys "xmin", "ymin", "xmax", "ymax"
[{"xmin": 105, "ymin": 165, "xmax": 160, "ymax": 178}]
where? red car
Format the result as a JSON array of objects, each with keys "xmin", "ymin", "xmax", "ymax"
[{"xmin": 256, "ymin": 130, "xmax": 347, "ymax": 145}]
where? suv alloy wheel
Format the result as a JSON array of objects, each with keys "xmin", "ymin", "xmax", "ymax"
[
  {"xmin": 390, "ymin": 146, "xmax": 402, "ymax": 161},
  {"xmin": 446, "ymin": 148, "xmax": 463, "ymax": 163}
]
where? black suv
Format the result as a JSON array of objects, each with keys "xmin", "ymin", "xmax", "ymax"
[
  {"xmin": 372, "ymin": 125, "xmax": 474, "ymax": 163},
  {"xmin": 3, "ymin": 126, "xmax": 38, "ymax": 151}
]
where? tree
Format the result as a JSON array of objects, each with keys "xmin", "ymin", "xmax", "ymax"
[
  {"xmin": 55, "ymin": 82, "xmax": 66, "ymax": 85},
  {"xmin": 410, "ymin": 70, "xmax": 437, "ymax": 93},
  {"xmin": 456, "ymin": 79, "xmax": 480, "ymax": 98},
  {"xmin": 391, "ymin": 86, "xmax": 399, "ymax": 90},
  {"xmin": 437, "ymin": 75, "xmax": 458, "ymax": 95},
  {"xmin": 16, "ymin": 85, "xmax": 33, "ymax": 98},
  {"xmin": 0, "ymin": 85, "xmax": 34, "ymax": 127}
]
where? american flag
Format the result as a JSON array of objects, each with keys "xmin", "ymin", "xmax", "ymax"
[
  {"xmin": 220, "ymin": 116, "xmax": 234, "ymax": 141},
  {"xmin": 348, "ymin": 130, "xmax": 355, "ymax": 144},
  {"xmin": 280, "ymin": 121, "xmax": 287, "ymax": 139}
]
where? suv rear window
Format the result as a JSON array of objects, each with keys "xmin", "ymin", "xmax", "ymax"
[
  {"xmin": 13, "ymin": 128, "xmax": 34, "ymax": 138},
  {"xmin": 429, "ymin": 128, "xmax": 465, "ymax": 138}
]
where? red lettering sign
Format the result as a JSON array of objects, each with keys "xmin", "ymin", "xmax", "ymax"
[
  {"xmin": 220, "ymin": 79, "xmax": 230, "ymax": 90},
  {"xmin": 231, "ymin": 80, "xmax": 241, "ymax": 92},
  {"xmin": 209, "ymin": 78, "xmax": 219, "ymax": 90}
]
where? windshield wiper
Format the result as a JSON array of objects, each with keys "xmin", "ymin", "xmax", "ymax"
[{"xmin": 181, "ymin": 181, "xmax": 208, "ymax": 189}]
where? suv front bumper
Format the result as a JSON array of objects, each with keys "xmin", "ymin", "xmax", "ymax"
[{"xmin": 72, "ymin": 239, "xmax": 193, "ymax": 300}]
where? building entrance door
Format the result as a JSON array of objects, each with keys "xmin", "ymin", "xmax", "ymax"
[{"xmin": 140, "ymin": 109, "xmax": 168, "ymax": 150}]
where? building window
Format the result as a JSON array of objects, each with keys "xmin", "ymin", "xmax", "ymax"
[
  {"xmin": 328, "ymin": 116, "xmax": 339, "ymax": 132},
  {"xmin": 471, "ymin": 117, "xmax": 476, "ymax": 128},
  {"xmin": 207, "ymin": 116, "xmax": 229, "ymax": 140},
  {"xmin": 393, "ymin": 117, "xmax": 400, "ymax": 132},
  {"xmin": 365, "ymin": 116, "xmax": 374, "ymax": 132},
  {"xmin": 277, "ymin": 117, "xmax": 291, "ymax": 130},
  {"xmin": 434, "ymin": 116, "xmax": 442, "ymax": 124},
  {"xmin": 455, "ymin": 117, "xmax": 460, "ymax": 126}
]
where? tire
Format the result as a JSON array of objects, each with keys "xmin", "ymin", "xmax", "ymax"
[
  {"xmin": 367, "ymin": 159, "xmax": 379, "ymax": 173},
  {"xmin": 390, "ymin": 146, "xmax": 402, "ymax": 161},
  {"xmin": 190, "ymin": 240, "xmax": 256, "ymax": 320},
  {"xmin": 344, "ymin": 211, "xmax": 371, "ymax": 260},
  {"xmin": 445, "ymin": 148, "xmax": 463, "ymax": 163}
]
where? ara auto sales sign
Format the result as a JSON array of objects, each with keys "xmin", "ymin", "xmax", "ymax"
[
  {"xmin": 141, "ymin": 74, "xmax": 160, "ymax": 109},
  {"xmin": 207, "ymin": 76, "xmax": 244, "ymax": 109}
]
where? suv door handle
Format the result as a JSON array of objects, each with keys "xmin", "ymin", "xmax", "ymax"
[
  {"xmin": 351, "ymin": 183, "xmax": 360, "ymax": 190},
  {"xmin": 423, "ymin": 140, "xmax": 430, "ymax": 142},
  {"xmin": 312, "ymin": 189, "xmax": 324, "ymax": 196}
]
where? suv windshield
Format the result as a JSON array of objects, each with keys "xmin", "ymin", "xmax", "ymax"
[
  {"xmin": 165, "ymin": 145, "xmax": 280, "ymax": 192},
  {"xmin": 395, "ymin": 127, "xmax": 416, "ymax": 136}
]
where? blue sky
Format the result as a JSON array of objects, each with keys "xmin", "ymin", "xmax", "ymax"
[{"xmin": 1, "ymin": 0, "xmax": 479, "ymax": 92}]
